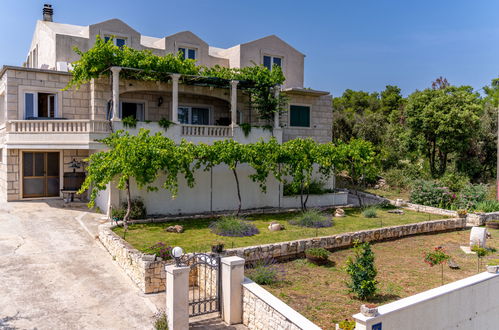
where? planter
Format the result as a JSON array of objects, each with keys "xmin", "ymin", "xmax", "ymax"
[
  {"xmin": 360, "ymin": 304, "xmax": 379, "ymax": 317},
  {"xmin": 486, "ymin": 221, "xmax": 499, "ymax": 229},
  {"xmin": 211, "ymin": 243, "xmax": 224, "ymax": 254},
  {"xmin": 305, "ymin": 253, "xmax": 329, "ymax": 265}
]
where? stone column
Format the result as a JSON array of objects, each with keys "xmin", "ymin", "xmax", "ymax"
[
  {"xmin": 230, "ymin": 80, "xmax": 239, "ymax": 127},
  {"xmin": 221, "ymin": 256, "xmax": 245, "ymax": 325},
  {"xmin": 171, "ymin": 74, "xmax": 181, "ymax": 123},
  {"xmin": 165, "ymin": 264, "xmax": 190, "ymax": 330},
  {"xmin": 110, "ymin": 67, "xmax": 121, "ymax": 121},
  {"xmin": 274, "ymin": 85, "xmax": 280, "ymax": 128}
]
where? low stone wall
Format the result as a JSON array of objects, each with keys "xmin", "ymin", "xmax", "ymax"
[
  {"xmin": 224, "ymin": 218, "xmax": 467, "ymax": 263},
  {"xmin": 99, "ymin": 223, "xmax": 167, "ymax": 293},
  {"xmin": 242, "ymin": 278, "xmax": 320, "ymax": 330},
  {"xmin": 466, "ymin": 211, "xmax": 499, "ymax": 226},
  {"xmin": 403, "ymin": 202, "xmax": 458, "ymax": 217}
]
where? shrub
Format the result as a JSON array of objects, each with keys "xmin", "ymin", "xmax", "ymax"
[
  {"xmin": 378, "ymin": 200, "xmax": 397, "ymax": 210},
  {"xmin": 382, "ymin": 168, "xmax": 410, "ymax": 189},
  {"xmin": 455, "ymin": 184, "xmax": 487, "ymax": 210},
  {"xmin": 423, "ymin": 246, "xmax": 450, "ymax": 285},
  {"xmin": 153, "ymin": 310, "xmax": 168, "ymax": 330},
  {"xmin": 338, "ymin": 320, "xmax": 356, "ymax": 330},
  {"xmin": 410, "ymin": 180, "xmax": 453, "ymax": 208},
  {"xmin": 145, "ymin": 242, "xmax": 172, "ymax": 261},
  {"xmin": 122, "ymin": 115, "xmax": 138, "ymax": 128},
  {"xmin": 289, "ymin": 210, "xmax": 332, "ymax": 228},
  {"xmin": 362, "ymin": 207, "xmax": 378, "ymax": 218},
  {"xmin": 246, "ymin": 259, "xmax": 283, "ymax": 285},
  {"xmin": 305, "ymin": 247, "xmax": 331, "ymax": 259},
  {"xmin": 209, "ymin": 216, "xmax": 259, "ymax": 237},
  {"xmin": 283, "ymin": 180, "xmax": 332, "ymax": 196},
  {"xmin": 345, "ymin": 242, "xmax": 377, "ymax": 300},
  {"xmin": 158, "ymin": 118, "xmax": 174, "ymax": 131},
  {"xmin": 111, "ymin": 198, "xmax": 147, "ymax": 220},
  {"xmin": 475, "ymin": 200, "xmax": 499, "ymax": 213},
  {"xmin": 438, "ymin": 172, "xmax": 469, "ymax": 193}
]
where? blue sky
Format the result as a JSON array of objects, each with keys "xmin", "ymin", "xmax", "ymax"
[{"xmin": 1, "ymin": 1, "xmax": 498, "ymax": 96}]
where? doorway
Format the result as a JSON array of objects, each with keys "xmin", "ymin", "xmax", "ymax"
[{"xmin": 22, "ymin": 152, "xmax": 60, "ymax": 198}]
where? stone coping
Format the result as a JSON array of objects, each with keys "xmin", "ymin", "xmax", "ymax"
[
  {"xmin": 242, "ymin": 277, "xmax": 321, "ymax": 330},
  {"xmin": 353, "ymin": 271, "xmax": 499, "ymax": 322}
]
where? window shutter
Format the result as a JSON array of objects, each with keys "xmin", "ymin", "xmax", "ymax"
[
  {"xmin": 290, "ymin": 105, "xmax": 310, "ymax": 127},
  {"xmin": 25, "ymin": 93, "xmax": 35, "ymax": 119}
]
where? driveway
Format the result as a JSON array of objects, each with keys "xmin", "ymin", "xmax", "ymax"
[{"xmin": 0, "ymin": 200, "xmax": 157, "ymax": 330}]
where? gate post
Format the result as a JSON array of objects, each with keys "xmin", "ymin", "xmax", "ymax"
[
  {"xmin": 165, "ymin": 264, "xmax": 190, "ymax": 330},
  {"xmin": 221, "ymin": 256, "xmax": 245, "ymax": 325}
]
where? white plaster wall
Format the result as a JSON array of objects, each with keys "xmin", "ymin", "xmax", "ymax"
[{"xmin": 354, "ymin": 272, "xmax": 499, "ymax": 330}]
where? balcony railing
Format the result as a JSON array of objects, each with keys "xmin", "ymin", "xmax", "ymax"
[
  {"xmin": 7, "ymin": 120, "xmax": 111, "ymax": 133},
  {"xmin": 181, "ymin": 124, "xmax": 232, "ymax": 137}
]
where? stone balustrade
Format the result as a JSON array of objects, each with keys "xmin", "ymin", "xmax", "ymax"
[{"xmin": 7, "ymin": 119, "xmax": 110, "ymax": 133}]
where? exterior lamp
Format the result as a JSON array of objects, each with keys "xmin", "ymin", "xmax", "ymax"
[{"xmin": 172, "ymin": 246, "xmax": 184, "ymax": 266}]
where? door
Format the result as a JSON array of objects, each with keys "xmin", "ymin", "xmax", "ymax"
[{"xmin": 23, "ymin": 152, "xmax": 60, "ymax": 198}]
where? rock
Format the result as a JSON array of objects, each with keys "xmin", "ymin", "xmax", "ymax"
[
  {"xmin": 470, "ymin": 226, "xmax": 487, "ymax": 248},
  {"xmin": 165, "ymin": 225, "xmax": 184, "ymax": 233},
  {"xmin": 268, "ymin": 222, "xmax": 283, "ymax": 231},
  {"xmin": 395, "ymin": 198, "xmax": 405, "ymax": 207},
  {"xmin": 388, "ymin": 209, "xmax": 404, "ymax": 215},
  {"xmin": 448, "ymin": 258, "xmax": 460, "ymax": 269},
  {"xmin": 360, "ymin": 304, "xmax": 379, "ymax": 317},
  {"xmin": 334, "ymin": 208, "xmax": 345, "ymax": 217}
]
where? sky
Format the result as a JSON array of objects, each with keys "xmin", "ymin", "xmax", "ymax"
[{"xmin": 0, "ymin": 0, "xmax": 498, "ymax": 96}]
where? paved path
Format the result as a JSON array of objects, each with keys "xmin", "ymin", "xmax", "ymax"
[{"xmin": 0, "ymin": 200, "xmax": 157, "ymax": 330}]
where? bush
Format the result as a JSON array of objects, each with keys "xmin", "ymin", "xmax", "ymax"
[
  {"xmin": 246, "ymin": 259, "xmax": 283, "ymax": 285},
  {"xmin": 305, "ymin": 247, "xmax": 331, "ymax": 259},
  {"xmin": 153, "ymin": 311, "xmax": 168, "ymax": 330},
  {"xmin": 338, "ymin": 320, "xmax": 356, "ymax": 330},
  {"xmin": 438, "ymin": 172, "xmax": 469, "ymax": 193},
  {"xmin": 158, "ymin": 118, "xmax": 174, "ymax": 131},
  {"xmin": 455, "ymin": 184, "xmax": 487, "ymax": 210},
  {"xmin": 378, "ymin": 200, "xmax": 397, "ymax": 210},
  {"xmin": 475, "ymin": 200, "xmax": 499, "ymax": 213},
  {"xmin": 362, "ymin": 207, "xmax": 378, "ymax": 218},
  {"xmin": 382, "ymin": 168, "xmax": 411, "ymax": 189},
  {"xmin": 289, "ymin": 210, "xmax": 332, "ymax": 228},
  {"xmin": 122, "ymin": 115, "xmax": 138, "ymax": 128},
  {"xmin": 345, "ymin": 242, "xmax": 378, "ymax": 300},
  {"xmin": 209, "ymin": 216, "xmax": 259, "ymax": 237},
  {"xmin": 144, "ymin": 242, "xmax": 172, "ymax": 261},
  {"xmin": 410, "ymin": 180, "xmax": 454, "ymax": 208},
  {"xmin": 111, "ymin": 198, "xmax": 147, "ymax": 220},
  {"xmin": 283, "ymin": 180, "xmax": 332, "ymax": 196}
]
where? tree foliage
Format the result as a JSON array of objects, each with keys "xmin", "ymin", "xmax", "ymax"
[{"xmin": 345, "ymin": 242, "xmax": 378, "ymax": 300}]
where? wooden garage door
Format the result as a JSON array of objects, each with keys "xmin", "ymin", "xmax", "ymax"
[{"xmin": 22, "ymin": 152, "xmax": 60, "ymax": 198}]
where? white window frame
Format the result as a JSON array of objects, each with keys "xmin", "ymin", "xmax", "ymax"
[
  {"xmin": 103, "ymin": 34, "xmax": 128, "ymax": 47},
  {"xmin": 178, "ymin": 47, "xmax": 197, "ymax": 60},
  {"xmin": 177, "ymin": 105, "xmax": 212, "ymax": 125},
  {"xmin": 262, "ymin": 54, "xmax": 283, "ymax": 71},
  {"xmin": 119, "ymin": 100, "xmax": 146, "ymax": 121},
  {"xmin": 18, "ymin": 86, "xmax": 62, "ymax": 119}
]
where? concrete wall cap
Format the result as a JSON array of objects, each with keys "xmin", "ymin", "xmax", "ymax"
[{"xmin": 221, "ymin": 256, "xmax": 245, "ymax": 266}]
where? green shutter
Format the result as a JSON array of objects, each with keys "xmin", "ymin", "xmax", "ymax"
[{"xmin": 290, "ymin": 105, "xmax": 310, "ymax": 127}]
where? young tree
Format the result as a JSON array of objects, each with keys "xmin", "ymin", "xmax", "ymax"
[
  {"xmin": 345, "ymin": 242, "xmax": 378, "ymax": 300},
  {"xmin": 423, "ymin": 246, "xmax": 451, "ymax": 285},
  {"xmin": 405, "ymin": 85, "xmax": 482, "ymax": 177}
]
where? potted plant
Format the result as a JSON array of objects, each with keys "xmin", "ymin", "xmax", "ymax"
[
  {"xmin": 336, "ymin": 319, "xmax": 356, "ymax": 330},
  {"xmin": 360, "ymin": 303, "xmax": 379, "ymax": 317},
  {"xmin": 457, "ymin": 209, "xmax": 467, "ymax": 218},
  {"xmin": 305, "ymin": 247, "xmax": 331, "ymax": 265},
  {"xmin": 486, "ymin": 220, "xmax": 499, "ymax": 229},
  {"xmin": 211, "ymin": 241, "xmax": 225, "ymax": 253},
  {"xmin": 486, "ymin": 259, "xmax": 499, "ymax": 273}
]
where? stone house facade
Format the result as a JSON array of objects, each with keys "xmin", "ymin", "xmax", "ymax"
[{"xmin": 0, "ymin": 5, "xmax": 334, "ymax": 214}]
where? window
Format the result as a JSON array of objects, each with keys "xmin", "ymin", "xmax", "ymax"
[
  {"xmin": 289, "ymin": 105, "xmax": 310, "ymax": 127},
  {"xmin": 263, "ymin": 55, "xmax": 282, "ymax": 71},
  {"xmin": 178, "ymin": 106, "xmax": 210, "ymax": 125},
  {"xmin": 120, "ymin": 102, "xmax": 144, "ymax": 120},
  {"xmin": 24, "ymin": 92, "xmax": 57, "ymax": 119},
  {"xmin": 104, "ymin": 36, "xmax": 127, "ymax": 47},
  {"xmin": 178, "ymin": 47, "xmax": 196, "ymax": 60}
]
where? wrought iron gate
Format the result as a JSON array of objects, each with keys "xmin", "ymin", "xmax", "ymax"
[{"xmin": 183, "ymin": 253, "xmax": 221, "ymax": 317}]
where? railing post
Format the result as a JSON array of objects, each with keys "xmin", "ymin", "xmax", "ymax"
[
  {"xmin": 165, "ymin": 264, "xmax": 190, "ymax": 330},
  {"xmin": 221, "ymin": 256, "xmax": 245, "ymax": 325},
  {"xmin": 274, "ymin": 85, "xmax": 281, "ymax": 129},
  {"xmin": 230, "ymin": 80, "xmax": 239, "ymax": 128}
]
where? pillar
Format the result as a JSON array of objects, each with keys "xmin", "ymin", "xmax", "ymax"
[
  {"xmin": 230, "ymin": 80, "xmax": 239, "ymax": 127},
  {"xmin": 274, "ymin": 85, "xmax": 280, "ymax": 128},
  {"xmin": 221, "ymin": 256, "xmax": 245, "ymax": 325},
  {"xmin": 171, "ymin": 74, "xmax": 181, "ymax": 123},
  {"xmin": 165, "ymin": 264, "xmax": 190, "ymax": 330},
  {"xmin": 110, "ymin": 66, "xmax": 121, "ymax": 121}
]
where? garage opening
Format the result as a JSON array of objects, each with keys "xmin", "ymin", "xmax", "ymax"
[{"xmin": 22, "ymin": 152, "xmax": 60, "ymax": 198}]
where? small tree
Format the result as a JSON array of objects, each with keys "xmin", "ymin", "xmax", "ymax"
[
  {"xmin": 423, "ymin": 246, "xmax": 450, "ymax": 285},
  {"xmin": 246, "ymin": 137, "xmax": 282, "ymax": 193},
  {"xmin": 345, "ymin": 241, "xmax": 378, "ymax": 300},
  {"xmin": 471, "ymin": 245, "xmax": 490, "ymax": 273}
]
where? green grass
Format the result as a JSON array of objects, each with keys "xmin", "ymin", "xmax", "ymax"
[{"xmin": 114, "ymin": 208, "xmax": 448, "ymax": 253}]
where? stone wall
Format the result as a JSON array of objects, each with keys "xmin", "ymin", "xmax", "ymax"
[
  {"xmin": 403, "ymin": 202, "xmax": 458, "ymax": 217},
  {"xmin": 242, "ymin": 278, "xmax": 320, "ymax": 330},
  {"xmin": 466, "ymin": 212, "xmax": 499, "ymax": 226},
  {"xmin": 98, "ymin": 222, "xmax": 167, "ymax": 293},
  {"xmin": 224, "ymin": 218, "xmax": 467, "ymax": 263}
]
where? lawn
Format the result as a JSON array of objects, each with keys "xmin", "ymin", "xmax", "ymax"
[
  {"xmin": 262, "ymin": 228, "xmax": 499, "ymax": 330},
  {"xmin": 114, "ymin": 208, "xmax": 447, "ymax": 253}
]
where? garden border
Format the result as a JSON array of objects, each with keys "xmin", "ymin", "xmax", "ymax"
[{"xmin": 99, "ymin": 217, "xmax": 467, "ymax": 293}]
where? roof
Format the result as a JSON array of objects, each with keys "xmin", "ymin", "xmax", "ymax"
[
  {"xmin": 39, "ymin": 20, "xmax": 89, "ymax": 38},
  {"xmin": 0, "ymin": 65, "xmax": 71, "ymax": 79},
  {"xmin": 282, "ymin": 87, "xmax": 330, "ymax": 96}
]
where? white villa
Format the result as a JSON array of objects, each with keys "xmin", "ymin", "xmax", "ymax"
[{"xmin": 0, "ymin": 4, "xmax": 341, "ymax": 215}]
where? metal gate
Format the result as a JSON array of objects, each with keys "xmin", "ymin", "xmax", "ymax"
[{"xmin": 183, "ymin": 253, "xmax": 221, "ymax": 317}]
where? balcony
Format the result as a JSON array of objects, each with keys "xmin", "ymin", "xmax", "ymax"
[{"xmin": 3, "ymin": 119, "xmax": 111, "ymax": 149}]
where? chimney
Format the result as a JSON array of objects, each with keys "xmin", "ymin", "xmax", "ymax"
[{"xmin": 43, "ymin": 4, "xmax": 53, "ymax": 22}]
